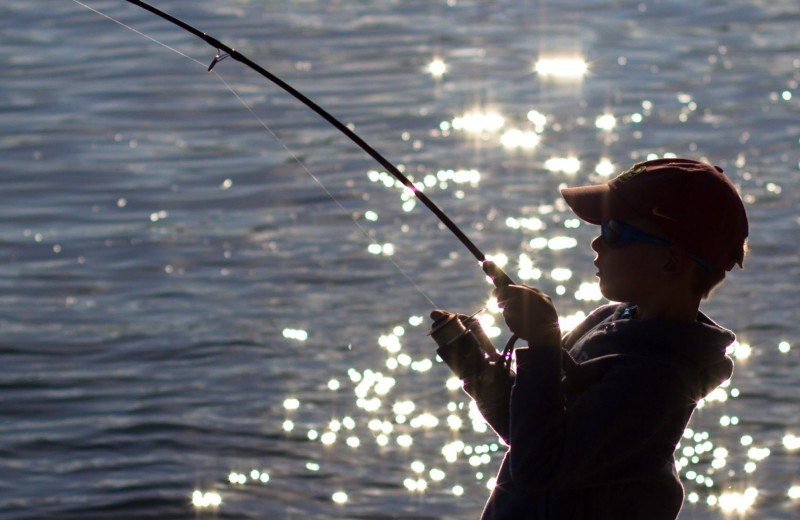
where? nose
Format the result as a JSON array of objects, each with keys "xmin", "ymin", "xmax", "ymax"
[{"xmin": 591, "ymin": 234, "xmax": 604, "ymax": 253}]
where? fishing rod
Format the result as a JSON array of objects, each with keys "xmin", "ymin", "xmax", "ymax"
[
  {"xmin": 102, "ymin": 0, "xmax": 585, "ymax": 374},
  {"xmin": 115, "ymin": 0, "xmax": 559, "ymax": 365},
  {"xmin": 123, "ymin": 0, "xmax": 513, "ymax": 289}
]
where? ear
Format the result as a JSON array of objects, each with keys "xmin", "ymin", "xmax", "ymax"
[{"xmin": 663, "ymin": 246, "xmax": 692, "ymax": 278}]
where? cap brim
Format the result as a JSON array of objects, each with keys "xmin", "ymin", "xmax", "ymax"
[{"xmin": 561, "ymin": 184, "xmax": 614, "ymax": 224}]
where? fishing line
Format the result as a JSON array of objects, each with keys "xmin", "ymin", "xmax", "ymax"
[
  {"xmin": 74, "ymin": 0, "xmax": 581, "ymax": 413},
  {"xmin": 73, "ymin": 0, "xmax": 442, "ymax": 306},
  {"xmin": 153, "ymin": 1, "xmax": 510, "ymax": 287},
  {"xmin": 216, "ymin": 75, "xmax": 440, "ymax": 308},
  {"xmin": 73, "ymin": 0, "xmax": 206, "ymax": 68}
]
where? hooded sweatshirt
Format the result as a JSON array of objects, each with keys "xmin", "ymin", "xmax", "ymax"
[{"xmin": 451, "ymin": 303, "xmax": 735, "ymax": 520}]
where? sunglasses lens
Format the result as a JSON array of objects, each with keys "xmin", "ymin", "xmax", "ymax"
[{"xmin": 602, "ymin": 221, "xmax": 626, "ymax": 247}]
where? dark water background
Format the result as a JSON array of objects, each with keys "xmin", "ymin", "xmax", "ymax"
[{"xmin": 2, "ymin": 0, "xmax": 799, "ymax": 518}]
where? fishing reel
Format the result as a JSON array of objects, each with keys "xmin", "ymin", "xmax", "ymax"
[
  {"xmin": 428, "ymin": 261, "xmax": 521, "ymax": 379},
  {"xmin": 429, "ymin": 309, "xmax": 519, "ymax": 380}
]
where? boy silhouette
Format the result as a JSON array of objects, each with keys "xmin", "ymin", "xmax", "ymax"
[{"xmin": 435, "ymin": 158, "xmax": 748, "ymax": 519}]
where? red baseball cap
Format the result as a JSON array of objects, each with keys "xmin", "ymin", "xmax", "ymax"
[{"xmin": 561, "ymin": 158, "xmax": 749, "ymax": 271}]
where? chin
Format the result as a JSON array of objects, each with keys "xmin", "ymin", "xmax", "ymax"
[
  {"xmin": 598, "ymin": 280, "xmax": 613, "ymax": 300},
  {"xmin": 598, "ymin": 282, "xmax": 627, "ymax": 304}
]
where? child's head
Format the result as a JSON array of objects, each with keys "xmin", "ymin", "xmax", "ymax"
[{"xmin": 560, "ymin": 158, "xmax": 748, "ymax": 300}]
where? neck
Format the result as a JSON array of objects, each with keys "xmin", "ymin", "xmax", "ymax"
[{"xmin": 636, "ymin": 296, "xmax": 700, "ymax": 322}]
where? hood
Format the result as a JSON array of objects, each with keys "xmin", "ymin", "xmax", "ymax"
[{"xmin": 570, "ymin": 304, "xmax": 735, "ymax": 399}]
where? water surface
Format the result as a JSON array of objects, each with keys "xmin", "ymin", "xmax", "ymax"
[{"xmin": 2, "ymin": 0, "xmax": 799, "ymax": 518}]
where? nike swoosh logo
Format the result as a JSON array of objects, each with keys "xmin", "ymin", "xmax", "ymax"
[{"xmin": 652, "ymin": 207, "xmax": 677, "ymax": 221}]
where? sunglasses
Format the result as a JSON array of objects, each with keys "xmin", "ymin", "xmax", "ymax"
[{"xmin": 601, "ymin": 220, "xmax": 713, "ymax": 271}]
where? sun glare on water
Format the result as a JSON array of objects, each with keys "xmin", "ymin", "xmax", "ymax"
[
  {"xmin": 428, "ymin": 58, "xmax": 447, "ymax": 78},
  {"xmin": 534, "ymin": 58, "xmax": 588, "ymax": 79}
]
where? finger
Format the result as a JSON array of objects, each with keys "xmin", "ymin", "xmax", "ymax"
[
  {"xmin": 492, "ymin": 294, "xmax": 512, "ymax": 311},
  {"xmin": 429, "ymin": 309, "xmax": 450, "ymax": 321},
  {"xmin": 493, "ymin": 284, "xmax": 525, "ymax": 301}
]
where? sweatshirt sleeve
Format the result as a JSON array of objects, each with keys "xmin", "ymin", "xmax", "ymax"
[
  {"xmin": 437, "ymin": 335, "xmax": 515, "ymax": 442},
  {"xmin": 461, "ymin": 361, "xmax": 514, "ymax": 442},
  {"xmin": 506, "ymin": 345, "xmax": 688, "ymax": 490}
]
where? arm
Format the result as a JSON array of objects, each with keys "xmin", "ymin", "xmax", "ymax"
[
  {"xmin": 462, "ymin": 358, "xmax": 514, "ymax": 442},
  {"xmin": 436, "ymin": 331, "xmax": 514, "ymax": 442}
]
